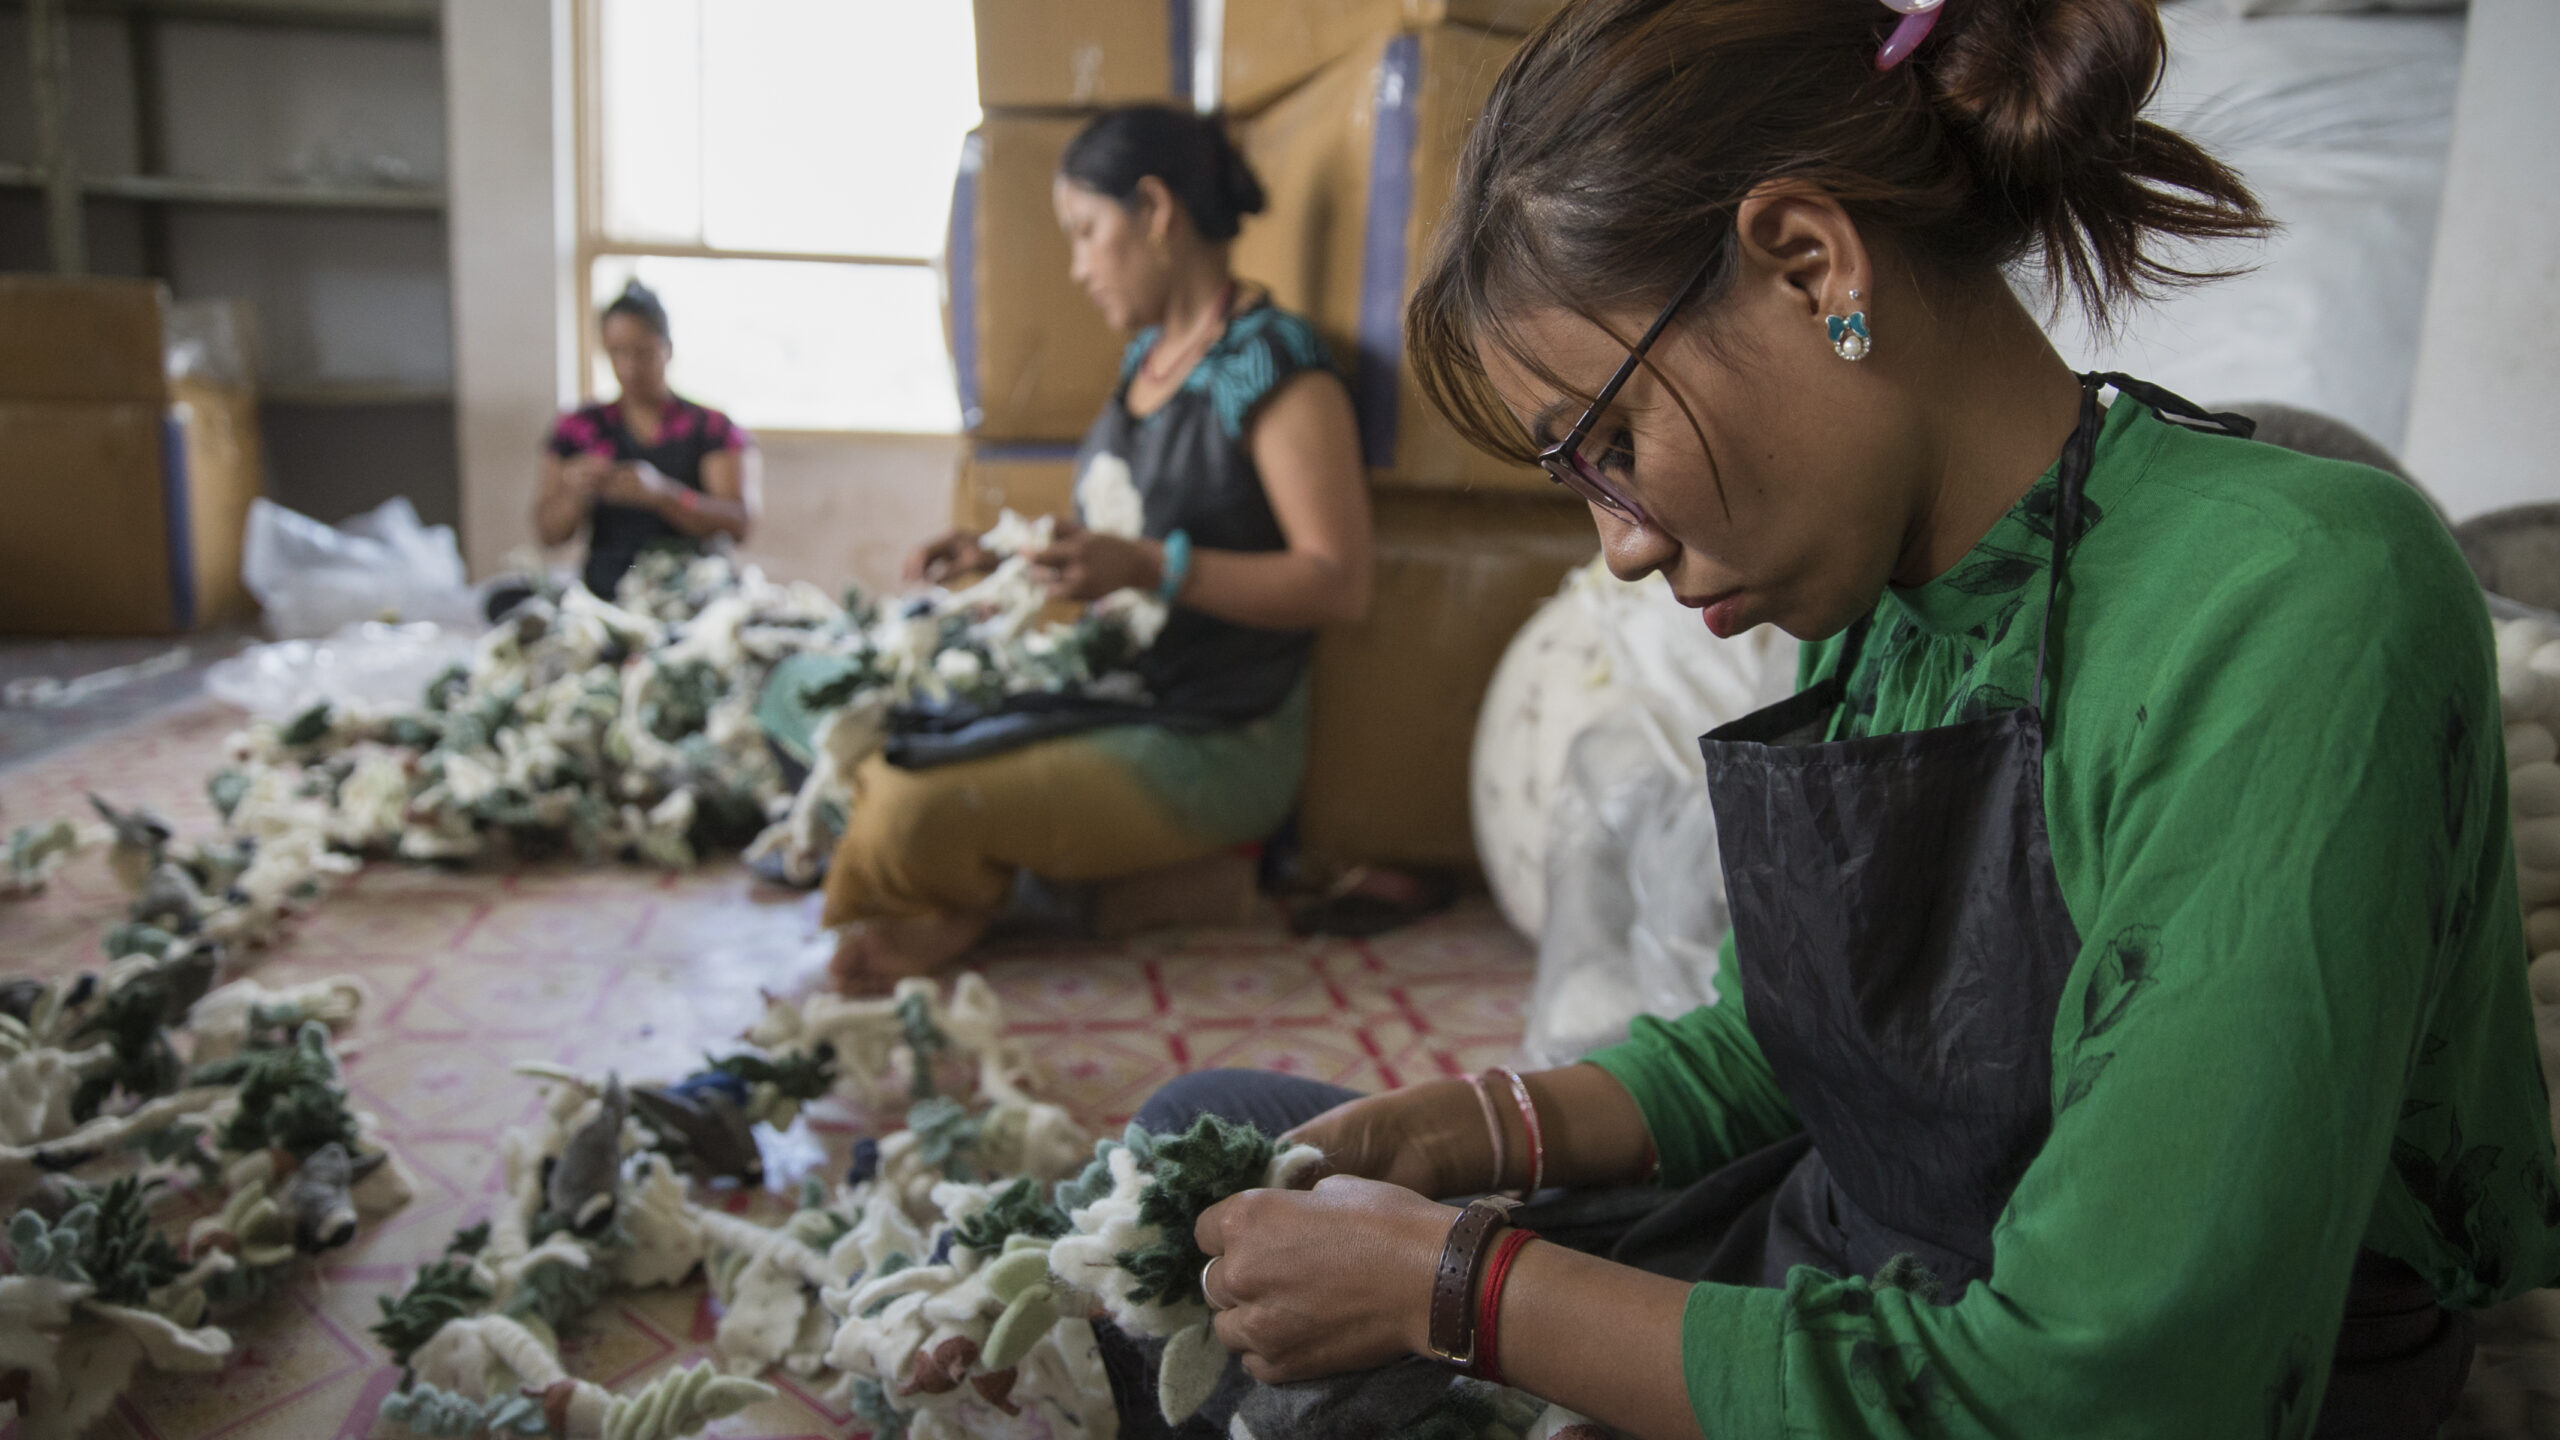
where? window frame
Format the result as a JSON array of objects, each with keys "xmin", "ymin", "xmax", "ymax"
[{"xmin": 570, "ymin": 0, "xmax": 954, "ymax": 439}]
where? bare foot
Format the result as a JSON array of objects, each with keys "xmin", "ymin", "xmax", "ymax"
[{"xmin": 827, "ymin": 914, "xmax": 991, "ymax": 997}]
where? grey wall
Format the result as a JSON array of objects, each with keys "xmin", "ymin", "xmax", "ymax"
[
  {"xmin": 2406, "ymin": 0, "xmax": 2560, "ymax": 519},
  {"xmin": 0, "ymin": 10, "xmax": 456, "ymax": 527}
]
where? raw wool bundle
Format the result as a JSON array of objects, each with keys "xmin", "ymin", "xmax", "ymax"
[
  {"xmin": 0, "ymin": 960, "xmax": 406, "ymax": 1439},
  {"xmin": 182, "ymin": 516, "xmax": 1159, "ymax": 894},
  {"xmin": 1045, "ymin": 1118, "xmax": 1323, "ymax": 1424},
  {"xmin": 371, "ymin": 973, "xmax": 1562, "ymax": 1440},
  {"xmin": 369, "ymin": 976, "xmax": 1103, "ymax": 1440},
  {"xmin": 748, "ymin": 513, "xmax": 1167, "ymax": 885}
]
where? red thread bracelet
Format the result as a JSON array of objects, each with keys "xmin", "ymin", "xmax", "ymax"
[
  {"xmin": 674, "ymin": 487, "xmax": 701, "ymax": 513},
  {"xmin": 1490, "ymin": 1067, "xmax": 1546, "ymax": 1195},
  {"xmin": 1474, "ymin": 1226, "xmax": 1537, "ymax": 1385}
]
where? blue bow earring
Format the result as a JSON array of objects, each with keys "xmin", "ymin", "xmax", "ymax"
[{"xmin": 1826, "ymin": 290, "xmax": 1871, "ymax": 361}]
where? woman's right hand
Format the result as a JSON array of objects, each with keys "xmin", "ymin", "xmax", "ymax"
[
  {"xmin": 560, "ymin": 453, "xmax": 611, "ymax": 499},
  {"xmin": 1281, "ymin": 1079, "xmax": 1497, "ymax": 1199},
  {"xmin": 905, "ymin": 530, "xmax": 995, "ymax": 585}
]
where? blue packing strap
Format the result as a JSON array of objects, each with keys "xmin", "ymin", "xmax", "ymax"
[
  {"xmin": 1168, "ymin": 0, "xmax": 1193, "ymax": 104},
  {"xmin": 160, "ymin": 410, "xmax": 196, "ymax": 632},
  {"xmin": 948, "ymin": 130, "xmax": 986, "ymax": 431},
  {"xmin": 1353, "ymin": 33, "xmax": 1422, "ymax": 470},
  {"xmin": 668, "ymin": 1069, "xmax": 753, "ymax": 1106},
  {"xmin": 975, "ymin": 441, "xmax": 1081, "ymax": 464}
]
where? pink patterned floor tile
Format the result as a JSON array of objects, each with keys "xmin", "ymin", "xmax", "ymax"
[{"xmin": 0, "ymin": 699, "xmax": 1537, "ymax": 1437}]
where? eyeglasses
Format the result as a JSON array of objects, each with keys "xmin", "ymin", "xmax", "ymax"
[{"xmin": 1533, "ymin": 251, "xmax": 1718, "ymax": 524}]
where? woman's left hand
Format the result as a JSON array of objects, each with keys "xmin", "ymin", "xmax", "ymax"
[
  {"xmin": 1031, "ymin": 522, "xmax": 1161, "ymax": 601},
  {"xmin": 599, "ymin": 460, "xmax": 678, "ymax": 509},
  {"xmin": 1194, "ymin": 1175, "xmax": 1454, "ymax": 1384}
]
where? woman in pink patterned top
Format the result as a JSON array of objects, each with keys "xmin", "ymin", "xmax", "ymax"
[{"xmin": 535, "ymin": 281, "xmax": 762, "ymax": 598}]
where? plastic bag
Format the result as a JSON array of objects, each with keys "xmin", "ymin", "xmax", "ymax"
[
  {"xmin": 1519, "ymin": 718, "xmax": 1733, "ymax": 1068},
  {"xmin": 1472, "ymin": 560, "xmax": 1794, "ymax": 939},
  {"xmin": 2043, "ymin": 6, "xmax": 2463, "ymax": 452},
  {"xmin": 1473, "ymin": 558, "xmax": 1796, "ymax": 1066},
  {"xmin": 242, "ymin": 496, "xmax": 479, "ymax": 639},
  {"xmin": 203, "ymin": 621, "xmax": 478, "ymax": 722}
]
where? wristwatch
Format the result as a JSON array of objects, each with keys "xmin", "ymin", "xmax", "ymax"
[{"xmin": 1426, "ymin": 1195, "xmax": 1519, "ymax": 1371}]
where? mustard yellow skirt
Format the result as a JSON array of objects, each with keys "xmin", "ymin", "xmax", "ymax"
[{"xmin": 818, "ymin": 679, "xmax": 1308, "ymax": 926}]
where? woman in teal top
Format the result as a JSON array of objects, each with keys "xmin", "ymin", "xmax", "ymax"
[
  {"xmin": 817, "ymin": 107, "xmax": 1371, "ymax": 991},
  {"xmin": 1122, "ymin": 0, "xmax": 2560, "ymax": 1435}
]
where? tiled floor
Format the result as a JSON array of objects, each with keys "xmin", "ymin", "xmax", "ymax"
[{"xmin": 0, "ymin": 698, "xmax": 1536, "ymax": 1439}]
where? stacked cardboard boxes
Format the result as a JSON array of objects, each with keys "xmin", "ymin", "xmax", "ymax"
[
  {"xmin": 0, "ymin": 278, "xmax": 261, "ymax": 635},
  {"xmin": 952, "ymin": 0, "xmax": 1592, "ymax": 868},
  {"xmin": 950, "ymin": 0, "xmax": 1189, "ymax": 496},
  {"xmin": 1234, "ymin": 20, "xmax": 1545, "ymax": 495},
  {"xmin": 1226, "ymin": 7, "xmax": 1592, "ymax": 866}
]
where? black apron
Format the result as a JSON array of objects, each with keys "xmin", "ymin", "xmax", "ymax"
[
  {"xmin": 881, "ymin": 299, "xmax": 1320, "ymax": 771},
  {"xmin": 1527, "ymin": 375, "xmax": 2473, "ymax": 1436}
]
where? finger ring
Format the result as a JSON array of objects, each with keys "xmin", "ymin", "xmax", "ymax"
[{"xmin": 1200, "ymin": 1255, "xmax": 1227, "ymax": 1311}]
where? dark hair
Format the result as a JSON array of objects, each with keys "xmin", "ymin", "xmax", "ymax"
[
  {"xmin": 1409, "ymin": 0, "xmax": 2270, "ymax": 464},
  {"xmin": 1059, "ymin": 105, "xmax": 1267, "ymax": 244},
  {"xmin": 602, "ymin": 280, "xmax": 669, "ymax": 342}
]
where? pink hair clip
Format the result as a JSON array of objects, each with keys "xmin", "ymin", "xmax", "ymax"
[{"xmin": 1875, "ymin": 0, "xmax": 1944, "ymax": 72}]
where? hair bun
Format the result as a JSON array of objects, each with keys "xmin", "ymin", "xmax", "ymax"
[
  {"xmin": 1213, "ymin": 121, "xmax": 1269, "ymax": 223},
  {"xmin": 1921, "ymin": 0, "xmax": 2259, "ymax": 316},
  {"xmin": 1928, "ymin": 0, "xmax": 2160, "ymax": 188}
]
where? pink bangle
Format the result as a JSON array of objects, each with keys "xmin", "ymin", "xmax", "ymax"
[
  {"xmin": 673, "ymin": 487, "xmax": 701, "ymax": 513},
  {"xmin": 1468, "ymin": 1073, "xmax": 1512, "ymax": 1196},
  {"xmin": 1489, "ymin": 1067, "xmax": 1545, "ymax": 1196}
]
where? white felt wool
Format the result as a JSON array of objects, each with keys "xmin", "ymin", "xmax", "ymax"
[{"xmin": 1159, "ymin": 1316, "xmax": 1227, "ymax": 1424}]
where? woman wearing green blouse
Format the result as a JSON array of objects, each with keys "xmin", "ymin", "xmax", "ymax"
[{"xmin": 1116, "ymin": 0, "xmax": 2560, "ymax": 1435}]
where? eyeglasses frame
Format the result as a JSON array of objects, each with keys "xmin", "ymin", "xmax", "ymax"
[{"xmin": 1532, "ymin": 249, "xmax": 1721, "ymax": 523}]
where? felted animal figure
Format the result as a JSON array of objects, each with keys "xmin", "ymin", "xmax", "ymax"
[
  {"xmin": 280, "ymin": 1141, "xmax": 387, "ymax": 1252},
  {"xmin": 544, "ymin": 1074, "xmax": 629, "ymax": 1239},
  {"xmin": 629, "ymin": 1075, "xmax": 764, "ymax": 1184},
  {"xmin": 130, "ymin": 863, "xmax": 211, "ymax": 936},
  {"xmin": 86, "ymin": 795, "xmax": 172, "ymax": 892}
]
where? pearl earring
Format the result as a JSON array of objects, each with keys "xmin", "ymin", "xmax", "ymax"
[{"xmin": 1826, "ymin": 289, "xmax": 1870, "ymax": 362}]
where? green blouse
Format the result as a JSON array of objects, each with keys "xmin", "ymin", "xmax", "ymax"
[{"xmin": 1590, "ymin": 397, "xmax": 2560, "ymax": 1436}]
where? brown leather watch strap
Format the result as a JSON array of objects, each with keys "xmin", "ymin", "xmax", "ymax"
[{"xmin": 1427, "ymin": 1196, "xmax": 1520, "ymax": 1369}]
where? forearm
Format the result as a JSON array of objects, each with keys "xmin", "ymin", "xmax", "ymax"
[
  {"xmin": 1478, "ymin": 1243, "xmax": 1704, "ymax": 1440},
  {"xmin": 1506, "ymin": 1064, "xmax": 1657, "ymax": 1191},
  {"xmin": 1374, "ymin": 1066, "xmax": 1657, "ymax": 1199},
  {"xmin": 1175, "ymin": 546, "xmax": 1369, "ymax": 629},
  {"xmin": 650, "ymin": 490, "xmax": 753, "ymax": 541},
  {"xmin": 534, "ymin": 487, "xmax": 588, "ymax": 546}
]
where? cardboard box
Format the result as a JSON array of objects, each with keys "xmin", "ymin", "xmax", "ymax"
[
  {"xmin": 1235, "ymin": 25, "xmax": 1560, "ymax": 498},
  {"xmin": 0, "ymin": 276, "xmax": 168, "ymax": 404},
  {"xmin": 171, "ymin": 372, "xmax": 263, "ymax": 627},
  {"xmin": 974, "ymin": 0, "xmax": 1188, "ymax": 108},
  {"xmin": 1218, "ymin": 0, "xmax": 1562, "ymax": 115},
  {"xmin": 1300, "ymin": 491, "xmax": 1597, "ymax": 867},
  {"xmin": 953, "ymin": 442, "xmax": 1083, "ymax": 531},
  {"xmin": 949, "ymin": 116, "xmax": 1136, "ymax": 443},
  {"xmin": 0, "ymin": 284, "xmax": 262, "ymax": 634}
]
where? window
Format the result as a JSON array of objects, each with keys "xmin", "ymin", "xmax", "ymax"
[{"xmin": 576, "ymin": 0, "xmax": 980, "ymax": 432}]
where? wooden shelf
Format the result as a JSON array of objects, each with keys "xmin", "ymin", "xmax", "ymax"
[
  {"xmin": 261, "ymin": 381, "xmax": 452, "ymax": 406},
  {"xmin": 0, "ymin": 164, "xmax": 444, "ymax": 213},
  {"xmin": 0, "ymin": 0, "xmax": 436, "ymax": 33}
]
